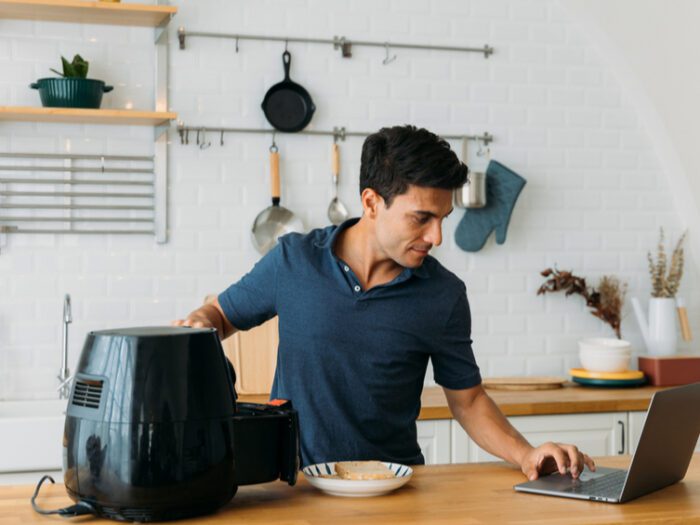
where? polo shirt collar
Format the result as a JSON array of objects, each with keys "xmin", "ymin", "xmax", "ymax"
[{"xmin": 319, "ymin": 217, "xmax": 430, "ymax": 280}]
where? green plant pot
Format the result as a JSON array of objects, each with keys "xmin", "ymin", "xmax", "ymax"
[{"xmin": 30, "ymin": 78, "xmax": 114, "ymax": 109}]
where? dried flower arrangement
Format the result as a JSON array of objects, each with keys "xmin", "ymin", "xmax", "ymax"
[
  {"xmin": 647, "ymin": 227, "xmax": 686, "ymax": 298},
  {"xmin": 537, "ymin": 268, "xmax": 628, "ymax": 339}
]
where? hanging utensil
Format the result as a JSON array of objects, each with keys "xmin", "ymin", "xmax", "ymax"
[
  {"xmin": 454, "ymin": 137, "xmax": 487, "ymax": 209},
  {"xmin": 261, "ymin": 50, "xmax": 316, "ymax": 133},
  {"xmin": 327, "ymin": 142, "xmax": 349, "ymax": 225},
  {"xmin": 251, "ymin": 142, "xmax": 304, "ymax": 255}
]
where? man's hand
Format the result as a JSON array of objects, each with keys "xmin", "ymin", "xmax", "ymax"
[
  {"xmin": 520, "ymin": 442, "xmax": 596, "ymax": 481},
  {"xmin": 171, "ymin": 299, "xmax": 236, "ymax": 339},
  {"xmin": 171, "ymin": 310, "xmax": 215, "ymax": 329}
]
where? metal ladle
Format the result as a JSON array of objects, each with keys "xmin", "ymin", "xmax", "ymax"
[{"xmin": 326, "ymin": 142, "xmax": 349, "ymax": 225}]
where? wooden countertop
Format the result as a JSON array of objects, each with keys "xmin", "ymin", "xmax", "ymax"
[
  {"xmin": 5, "ymin": 455, "xmax": 700, "ymax": 524},
  {"xmin": 239, "ymin": 384, "xmax": 666, "ymax": 421}
]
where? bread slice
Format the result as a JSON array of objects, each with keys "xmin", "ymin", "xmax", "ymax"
[{"xmin": 335, "ymin": 461, "xmax": 395, "ymax": 480}]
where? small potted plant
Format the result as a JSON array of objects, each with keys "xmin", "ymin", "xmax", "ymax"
[
  {"xmin": 30, "ymin": 54, "xmax": 113, "ymax": 109},
  {"xmin": 537, "ymin": 268, "xmax": 631, "ymax": 372},
  {"xmin": 631, "ymin": 228, "xmax": 687, "ymax": 356}
]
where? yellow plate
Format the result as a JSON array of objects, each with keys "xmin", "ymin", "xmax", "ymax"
[{"xmin": 569, "ymin": 368, "xmax": 644, "ymax": 380}]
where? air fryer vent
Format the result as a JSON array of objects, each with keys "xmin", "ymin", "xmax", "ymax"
[{"xmin": 71, "ymin": 379, "xmax": 103, "ymax": 409}]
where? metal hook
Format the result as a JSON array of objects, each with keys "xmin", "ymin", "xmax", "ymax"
[
  {"xmin": 382, "ymin": 42, "xmax": 397, "ymax": 65},
  {"xmin": 284, "ymin": 39, "xmax": 289, "ymax": 52},
  {"xmin": 476, "ymin": 138, "xmax": 490, "ymax": 159},
  {"xmin": 184, "ymin": 128, "xmax": 189, "ymax": 145},
  {"xmin": 195, "ymin": 128, "xmax": 200, "ymax": 146},
  {"xmin": 178, "ymin": 125, "xmax": 185, "ymax": 145},
  {"xmin": 270, "ymin": 132, "xmax": 278, "ymax": 153},
  {"xmin": 199, "ymin": 128, "xmax": 211, "ymax": 150},
  {"xmin": 220, "ymin": 129, "xmax": 224, "ymax": 146},
  {"xmin": 235, "ymin": 37, "xmax": 239, "ymax": 53},
  {"xmin": 100, "ymin": 156, "xmax": 105, "ymax": 173}
]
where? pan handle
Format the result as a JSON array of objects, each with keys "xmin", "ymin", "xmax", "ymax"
[
  {"xmin": 331, "ymin": 143, "xmax": 340, "ymax": 185},
  {"xmin": 270, "ymin": 150, "xmax": 281, "ymax": 205},
  {"xmin": 282, "ymin": 50, "xmax": 291, "ymax": 81}
]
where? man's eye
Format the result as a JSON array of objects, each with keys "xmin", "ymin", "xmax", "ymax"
[{"xmin": 414, "ymin": 216, "xmax": 430, "ymax": 225}]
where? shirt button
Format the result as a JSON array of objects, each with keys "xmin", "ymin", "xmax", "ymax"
[
  {"xmin": 353, "ymin": 285, "xmax": 361, "ymax": 292},
  {"xmin": 344, "ymin": 265, "xmax": 350, "ymax": 272}
]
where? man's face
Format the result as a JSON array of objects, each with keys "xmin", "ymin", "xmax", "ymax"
[{"xmin": 372, "ymin": 185, "xmax": 454, "ymax": 268}]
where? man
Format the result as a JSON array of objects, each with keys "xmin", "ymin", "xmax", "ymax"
[{"xmin": 174, "ymin": 125, "xmax": 595, "ymax": 481}]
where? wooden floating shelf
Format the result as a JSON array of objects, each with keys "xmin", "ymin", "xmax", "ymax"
[
  {"xmin": 0, "ymin": 0, "xmax": 176, "ymax": 28},
  {"xmin": 0, "ymin": 106, "xmax": 176, "ymax": 126}
]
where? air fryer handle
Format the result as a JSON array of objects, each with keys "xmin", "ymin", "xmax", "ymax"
[{"xmin": 280, "ymin": 410, "xmax": 300, "ymax": 485}]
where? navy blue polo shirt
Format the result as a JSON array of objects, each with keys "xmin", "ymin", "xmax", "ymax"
[{"xmin": 218, "ymin": 218, "xmax": 481, "ymax": 467}]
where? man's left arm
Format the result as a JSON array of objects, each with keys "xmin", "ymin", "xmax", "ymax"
[{"xmin": 443, "ymin": 385, "xmax": 596, "ymax": 480}]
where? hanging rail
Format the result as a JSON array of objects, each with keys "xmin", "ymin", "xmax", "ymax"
[
  {"xmin": 177, "ymin": 28, "xmax": 494, "ymax": 59},
  {"xmin": 176, "ymin": 123, "xmax": 493, "ymax": 148},
  {"xmin": 0, "ymin": 153, "xmax": 153, "ymax": 162},
  {"xmin": 0, "ymin": 152, "xmax": 158, "ymax": 241}
]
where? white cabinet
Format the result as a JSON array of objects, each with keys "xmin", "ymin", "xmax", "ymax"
[
  {"xmin": 416, "ymin": 420, "xmax": 451, "ymax": 465},
  {"xmin": 628, "ymin": 411, "xmax": 700, "ymax": 455},
  {"xmin": 450, "ymin": 412, "xmax": 627, "ymax": 464}
]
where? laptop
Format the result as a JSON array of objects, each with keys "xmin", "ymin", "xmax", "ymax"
[{"xmin": 514, "ymin": 382, "xmax": 700, "ymax": 503}]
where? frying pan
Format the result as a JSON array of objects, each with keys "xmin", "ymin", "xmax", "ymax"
[
  {"xmin": 251, "ymin": 145, "xmax": 304, "ymax": 255},
  {"xmin": 261, "ymin": 51, "xmax": 316, "ymax": 132}
]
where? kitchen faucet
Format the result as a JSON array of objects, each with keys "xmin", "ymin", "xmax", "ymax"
[{"xmin": 57, "ymin": 294, "xmax": 72, "ymax": 400}]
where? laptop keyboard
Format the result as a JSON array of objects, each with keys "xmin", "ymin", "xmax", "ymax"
[{"xmin": 562, "ymin": 470, "xmax": 627, "ymax": 499}]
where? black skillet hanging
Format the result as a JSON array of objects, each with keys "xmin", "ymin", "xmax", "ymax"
[{"xmin": 261, "ymin": 50, "xmax": 316, "ymax": 132}]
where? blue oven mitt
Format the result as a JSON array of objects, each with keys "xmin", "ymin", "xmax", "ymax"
[{"xmin": 455, "ymin": 160, "xmax": 526, "ymax": 252}]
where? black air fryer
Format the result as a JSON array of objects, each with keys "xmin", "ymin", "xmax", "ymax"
[{"xmin": 32, "ymin": 327, "xmax": 298, "ymax": 522}]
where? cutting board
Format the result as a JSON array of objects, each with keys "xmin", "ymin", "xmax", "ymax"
[
  {"xmin": 205, "ymin": 295, "xmax": 278, "ymax": 395},
  {"xmin": 482, "ymin": 376, "xmax": 567, "ymax": 391}
]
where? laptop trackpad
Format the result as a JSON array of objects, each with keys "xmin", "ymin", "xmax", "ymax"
[{"xmin": 517, "ymin": 466, "xmax": 621, "ymax": 491}]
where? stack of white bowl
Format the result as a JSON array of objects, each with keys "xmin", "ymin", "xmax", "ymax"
[{"xmin": 578, "ymin": 338, "xmax": 632, "ymax": 373}]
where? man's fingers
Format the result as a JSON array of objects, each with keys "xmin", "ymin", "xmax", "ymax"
[
  {"xmin": 545, "ymin": 443, "xmax": 569, "ymax": 475},
  {"xmin": 559, "ymin": 444, "xmax": 582, "ymax": 476},
  {"xmin": 583, "ymin": 453, "xmax": 596, "ymax": 472}
]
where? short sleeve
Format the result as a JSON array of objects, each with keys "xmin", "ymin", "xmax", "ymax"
[
  {"xmin": 218, "ymin": 244, "xmax": 281, "ymax": 331},
  {"xmin": 431, "ymin": 285, "xmax": 482, "ymax": 389}
]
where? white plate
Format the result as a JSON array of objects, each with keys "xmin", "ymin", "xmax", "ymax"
[{"xmin": 302, "ymin": 462, "xmax": 413, "ymax": 497}]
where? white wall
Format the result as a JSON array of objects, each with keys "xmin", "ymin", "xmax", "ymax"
[{"xmin": 0, "ymin": 0, "xmax": 696, "ymax": 400}]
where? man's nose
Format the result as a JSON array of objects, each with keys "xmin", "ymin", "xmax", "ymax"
[{"xmin": 425, "ymin": 221, "xmax": 442, "ymax": 247}]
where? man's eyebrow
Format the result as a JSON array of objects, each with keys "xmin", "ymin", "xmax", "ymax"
[{"xmin": 414, "ymin": 208, "xmax": 454, "ymax": 219}]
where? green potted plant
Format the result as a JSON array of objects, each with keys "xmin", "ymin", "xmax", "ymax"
[{"xmin": 30, "ymin": 54, "xmax": 113, "ymax": 109}]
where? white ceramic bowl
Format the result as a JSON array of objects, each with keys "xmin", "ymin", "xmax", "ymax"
[
  {"xmin": 578, "ymin": 338, "xmax": 632, "ymax": 373},
  {"xmin": 302, "ymin": 462, "xmax": 413, "ymax": 497}
]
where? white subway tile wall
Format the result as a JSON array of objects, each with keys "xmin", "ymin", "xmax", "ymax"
[{"xmin": 0, "ymin": 0, "xmax": 696, "ymax": 399}]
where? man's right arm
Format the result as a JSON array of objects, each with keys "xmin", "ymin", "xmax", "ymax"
[{"xmin": 172, "ymin": 298, "xmax": 237, "ymax": 340}]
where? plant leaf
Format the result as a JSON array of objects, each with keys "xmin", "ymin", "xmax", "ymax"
[
  {"xmin": 61, "ymin": 56, "xmax": 75, "ymax": 77},
  {"xmin": 72, "ymin": 54, "xmax": 89, "ymax": 78}
]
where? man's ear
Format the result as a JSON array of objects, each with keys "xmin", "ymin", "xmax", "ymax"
[{"xmin": 361, "ymin": 188, "xmax": 384, "ymax": 218}]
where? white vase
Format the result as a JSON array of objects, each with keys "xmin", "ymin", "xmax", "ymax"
[{"xmin": 631, "ymin": 297, "xmax": 678, "ymax": 356}]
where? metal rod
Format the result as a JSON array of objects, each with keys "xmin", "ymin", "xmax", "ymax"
[
  {"xmin": 0, "ymin": 191, "xmax": 154, "ymax": 198},
  {"xmin": 0, "ymin": 178, "xmax": 154, "ymax": 186},
  {"xmin": 0, "ymin": 204, "xmax": 155, "ymax": 210},
  {"xmin": 0, "ymin": 166, "xmax": 154, "ymax": 174},
  {"xmin": 178, "ymin": 28, "xmax": 494, "ymax": 58},
  {"xmin": 176, "ymin": 123, "xmax": 494, "ymax": 145},
  {"xmin": 0, "ymin": 217, "xmax": 154, "ymax": 223},
  {"xmin": 0, "ymin": 152, "xmax": 153, "ymax": 162},
  {"xmin": 4, "ymin": 228, "xmax": 156, "ymax": 235}
]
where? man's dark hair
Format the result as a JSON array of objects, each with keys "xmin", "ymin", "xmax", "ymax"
[{"xmin": 359, "ymin": 125, "xmax": 468, "ymax": 207}]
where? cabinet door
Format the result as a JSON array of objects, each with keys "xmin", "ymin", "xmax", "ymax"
[
  {"xmin": 451, "ymin": 412, "xmax": 627, "ymax": 463},
  {"xmin": 628, "ymin": 411, "xmax": 700, "ymax": 455},
  {"xmin": 417, "ymin": 420, "xmax": 451, "ymax": 465}
]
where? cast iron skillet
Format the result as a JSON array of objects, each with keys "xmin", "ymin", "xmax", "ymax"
[{"xmin": 261, "ymin": 51, "xmax": 316, "ymax": 132}]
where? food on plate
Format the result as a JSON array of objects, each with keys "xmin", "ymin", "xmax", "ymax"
[{"xmin": 335, "ymin": 461, "xmax": 395, "ymax": 480}]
